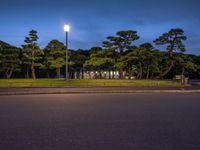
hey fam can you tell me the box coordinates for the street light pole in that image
[65,31,69,80]
[64,24,70,80]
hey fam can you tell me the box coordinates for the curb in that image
[1,90,200,95]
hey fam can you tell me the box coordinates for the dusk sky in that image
[1,0,200,54]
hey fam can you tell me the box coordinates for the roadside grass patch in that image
[0,79,183,88]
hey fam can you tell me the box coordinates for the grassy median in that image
[0,79,183,87]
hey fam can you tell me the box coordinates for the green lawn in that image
[0,79,183,87]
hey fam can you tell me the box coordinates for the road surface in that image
[0,93,200,150]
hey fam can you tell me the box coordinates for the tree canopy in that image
[0,28,199,79]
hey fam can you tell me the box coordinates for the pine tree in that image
[103,30,139,78]
[21,30,43,79]
[44,40,65,78]
[0,41,21,78]
[154,28,187,78]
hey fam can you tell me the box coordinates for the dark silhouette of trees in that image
[0,27,199,79]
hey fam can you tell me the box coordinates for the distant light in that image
[64,24,70,32]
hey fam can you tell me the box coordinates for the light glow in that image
[64,24,70,32]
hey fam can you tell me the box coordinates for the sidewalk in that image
[1,86,200,95]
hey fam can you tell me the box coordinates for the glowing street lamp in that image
[64,24,70,80]
[64,24,70,32]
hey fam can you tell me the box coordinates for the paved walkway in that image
[1,86,200,95]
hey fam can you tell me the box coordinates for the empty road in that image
[0,93,200,150]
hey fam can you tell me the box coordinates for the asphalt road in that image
[0,93,200,150]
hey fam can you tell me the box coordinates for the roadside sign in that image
[175,75,182,80]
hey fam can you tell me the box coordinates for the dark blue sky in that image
[1,0,200,54]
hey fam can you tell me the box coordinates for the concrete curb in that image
[1,90,200,95]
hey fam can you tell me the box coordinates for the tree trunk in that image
[46,69,50,78]
[31,64,36,79]
[150,73,154,79]
[31,49,36,79]
[136,73,139,79]
[56,68,61,78]
[181,67,185,76]
[5,73,10,79]
[156,51,174,79]
[5,67,13,79]
[146,66,150,79]
[109,71,111,79]
[89,72,92,79]
[139,63,143,79]
[99,71,102,79]
[77,71,80,79]
[128,68,132,79]
[82,70,84,79]
[7,71,13,78]
[25,66,29,78]
[119,68,123,79]
[157,60,174,79]
[169,51,173,58]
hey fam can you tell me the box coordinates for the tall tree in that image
[44,40,65,78]
[103,30,139,78]
[139,43,155,79]
[120,45,146,79]
[0,41,21,78]
[154,28,187,78]
[22,30,43,79]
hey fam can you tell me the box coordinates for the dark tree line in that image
[0,28,200,79]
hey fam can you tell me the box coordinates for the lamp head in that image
[64,24,70,32]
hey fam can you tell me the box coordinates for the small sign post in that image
[175,75,185,85]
